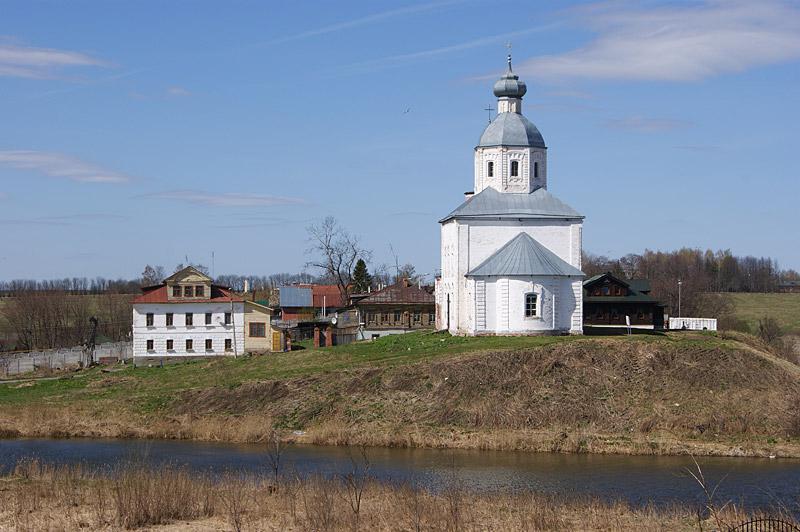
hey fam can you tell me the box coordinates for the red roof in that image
[310,285,343,308]
[133,284,245,304]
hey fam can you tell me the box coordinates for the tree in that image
[141,265,165,286]
[352,259,372,293]
[173,262,210,276]
[306,216,371,302]
[397,263,420,284]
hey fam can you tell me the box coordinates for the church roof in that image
[467,232,584,278]
[478,112,546,148]
[440,186,583,223]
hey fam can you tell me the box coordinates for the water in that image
[1,438,799,512]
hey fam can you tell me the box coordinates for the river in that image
[2,438,799,512]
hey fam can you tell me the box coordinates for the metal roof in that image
[478,112,545,148]
[467,233,584,277]
[279,286,312,307]
[440,186,583,223]
[355,280,434,306]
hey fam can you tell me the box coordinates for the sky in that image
[1,0,799,282]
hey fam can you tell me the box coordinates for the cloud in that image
[0,151,131,183]
[167,86,191,97]
[0,42,106,79]
[604,116,692,132]
[270,0,467,44]
[515,0,800,82]
[144,190,306,207]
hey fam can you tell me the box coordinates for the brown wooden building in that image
[350,279,435,340]
[583,273,665,330]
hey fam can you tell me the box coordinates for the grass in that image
[1,330,800,457]
[3,457,791,531]
[725,292,800,334]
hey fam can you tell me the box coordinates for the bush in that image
[757,316,782,344]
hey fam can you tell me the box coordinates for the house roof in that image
[467,232,584,277]
[279,286,313,307]
[310,285,343,308]
[355,280,434,305]
[583,272,663,304]
[133,284,244,304]
[163,266,212,283]
[440,186,583,223]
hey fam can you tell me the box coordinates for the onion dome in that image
[493,54,527,99]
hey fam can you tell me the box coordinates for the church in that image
[435,56,585,335]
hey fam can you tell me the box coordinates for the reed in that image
[0,458,796,531]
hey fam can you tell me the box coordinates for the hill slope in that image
[1,332,799,457]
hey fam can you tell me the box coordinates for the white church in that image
[435,56,585,335]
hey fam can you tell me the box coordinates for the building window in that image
[428,312,435,324]
[524,293,538,318]
[413,312,421,324]
[534,161,539,178]
[185,313,193,326]
[184,285,194,297]
[205,313,212,325]
[224,312,232,325]
[510,160,519,177]
[186,339,193,351]
[146,339,154,351]
[205,339,212,351]
[172,286,181,297]
[487,161,494,177]
[394,311,401,323]
[224,338,232,351]
[146,313,154,327]
[249,322,266,337]
[166,313,173,327]
[166,339,173,350]
[381,312,389,323]
[196,285,205,298]
[601,286,610,296]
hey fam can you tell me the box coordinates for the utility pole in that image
[677,280,682,317]
[230,295,238,358]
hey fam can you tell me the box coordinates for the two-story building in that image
[583,272,665,331]
[132,266,245,358]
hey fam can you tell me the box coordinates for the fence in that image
[0,342,132,377]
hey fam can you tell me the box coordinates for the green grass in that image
[0,331,682,414]
[726,292,800,334]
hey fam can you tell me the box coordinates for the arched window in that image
[534,162,539,178]
[487,161,494,177]
[524,293,538,317]
[510,160,519,177]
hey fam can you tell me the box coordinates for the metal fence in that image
[0,342,132,377]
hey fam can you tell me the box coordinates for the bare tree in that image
[306,217,370,302]
[140,265,165,286]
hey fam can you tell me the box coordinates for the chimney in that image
[402,278,411,288]
[243,279,249,293]
[464,191,474,201]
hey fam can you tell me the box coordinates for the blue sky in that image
[1,0,799,281]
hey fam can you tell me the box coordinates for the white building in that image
[132,266,245,358]
[435,56,585,335]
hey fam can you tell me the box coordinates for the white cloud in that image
[516,1,800,82]
[167,86,191,97]
[0,150,130,183]
[0,42,106,79]
[604,116,692,132]
[145,190,306,207]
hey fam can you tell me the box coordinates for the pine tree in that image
[352,259,372,293]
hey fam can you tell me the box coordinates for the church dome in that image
[478,112,546,148]
[493,72,527,99]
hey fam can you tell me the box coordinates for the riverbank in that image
[1,458,791,531]
[1,331,799,458]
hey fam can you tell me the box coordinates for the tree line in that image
[583,248,798,317]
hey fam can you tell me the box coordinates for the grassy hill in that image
[2,331,800,457]
[725,292,800,334]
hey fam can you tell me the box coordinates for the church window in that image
[524,293,538,317]
[534,162,539,178]
[510,160,519,177]
[487,161,494,177]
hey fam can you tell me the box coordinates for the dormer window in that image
[195,285,205,298]
[172,286,181,298]
[510,160,519,177]
[487,161,494,177]
[184,285,194,297]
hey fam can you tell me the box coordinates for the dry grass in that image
[3,333,800,457]
[1,458,793,531]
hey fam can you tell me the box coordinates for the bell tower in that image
[474,55,548,195]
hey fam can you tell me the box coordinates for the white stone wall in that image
[474,147,547,193]
[471,276,581,334]
[132,302,245,357]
